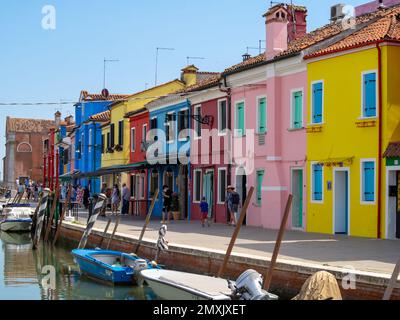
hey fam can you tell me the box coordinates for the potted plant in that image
[171,193,180,221]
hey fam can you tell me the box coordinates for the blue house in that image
[74,91,129,194]
[146,95,192,220]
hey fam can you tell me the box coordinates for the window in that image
[311,82,323,124]
[110,123,115,147]
[140,172,145,199]
[362,160,375,202]
[257,97,267,134]
[178,109,189,134]
[193,169,202,202]
[165,113,175,142]
[118,120,124,146]
[256,170,265,206]
[235,101,245,137]
[194,105,202,138]
[312,163,323,202]
[218,100,227,134]
[101,134,105,154]
[142,124,147,143]
[362,72,377,118]
[218,168,227,203]
[131,127,136,152]
[291,90,303,129]
[150,117,158,141]
[150,170,159,198]
[88,129,92,153]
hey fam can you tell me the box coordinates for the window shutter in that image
[313,164,323,201]
[363,162,375,201]
[294,92,303,128]
[257,171,264,205]
[118,121,124,146]
[312,83,323,124]
[237,102,245,136]
[364,73,377,117]
[110,124,115,147]
[258,98,266,134]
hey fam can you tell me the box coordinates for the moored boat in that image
[72,249,161,285]
[0,208,33,232]
[140,269,279,301]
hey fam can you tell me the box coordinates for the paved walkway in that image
[72,211,400,276]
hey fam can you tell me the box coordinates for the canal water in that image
[0,231,157,300]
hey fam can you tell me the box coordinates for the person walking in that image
[121,183,130,215]
[200,197,210,228]
[226,186,240,226]
[162,185,172,224]
[111,184,121,215]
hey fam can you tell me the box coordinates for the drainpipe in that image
[376,41,383,239]
[220,76,232,223]
[187,98,192,222]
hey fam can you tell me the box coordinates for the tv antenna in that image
[103,58,119,89]
[186,56,206,66]
[155,47,175,86]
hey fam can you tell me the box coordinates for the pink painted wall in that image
[230,70,307,230]
[355,0,400,16]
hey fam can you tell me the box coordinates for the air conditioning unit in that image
[330,4,346,22]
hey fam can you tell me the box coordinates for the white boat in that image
[140,269,279,301]
[0,208,33,232]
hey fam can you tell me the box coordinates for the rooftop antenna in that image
[155,47,175,86]
[103,58,119,89]
[186,56,206,66]
[246,46,266,55]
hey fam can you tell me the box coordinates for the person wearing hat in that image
[226,185,240,226]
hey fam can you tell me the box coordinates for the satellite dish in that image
[101,88,110,98]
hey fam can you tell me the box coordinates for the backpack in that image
[231,192,240,205]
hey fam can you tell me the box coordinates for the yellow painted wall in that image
[306,48,379,238]
[307,45,400,239]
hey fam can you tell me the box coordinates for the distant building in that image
[3,117,55,188]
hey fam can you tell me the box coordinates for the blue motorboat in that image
[71,249,161,285]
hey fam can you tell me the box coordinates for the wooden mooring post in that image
[263,194,293,291]
[135,188,159,254]
[32,188,51,250]
[217,186,254,278]
[52,185,72,246]
[98,217,112,248]
[44,188,60,242]
[106,214,121,250]
[77,194,108,250]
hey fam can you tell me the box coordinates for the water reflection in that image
[0,231,157,300]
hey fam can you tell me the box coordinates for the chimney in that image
[65,115,73,125]
[264,5,289,60]
[287,5,308,42]
[181,65,199,87]
[242,53,251,61]
[55,111,61,128]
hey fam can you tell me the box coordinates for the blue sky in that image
[0,0,369,177]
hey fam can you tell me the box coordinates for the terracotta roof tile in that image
[80,90,130,102]
[384,142,400,157]
[184,73,222,92]
[89,110,111,122]
[306,7,400,58]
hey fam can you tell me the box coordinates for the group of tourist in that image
[16,179,41,202]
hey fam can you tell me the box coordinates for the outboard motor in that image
[230,269,279,300]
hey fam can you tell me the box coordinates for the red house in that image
[126,108,149,217]
[187,74,231,223]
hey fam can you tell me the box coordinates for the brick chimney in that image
[55,111,61,128]
[264,4,308,60]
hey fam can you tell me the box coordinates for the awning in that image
[75,162,150,179]
[59,170,81,181]
[383,142,400,158]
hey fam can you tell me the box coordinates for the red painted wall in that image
[129,111,149,164]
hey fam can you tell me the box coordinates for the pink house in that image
[220,3,360,230]
[355,0,400,16]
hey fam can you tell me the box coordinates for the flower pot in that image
[172,212,180,221]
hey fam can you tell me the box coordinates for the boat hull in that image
[72,249,156,285]
[140,269,231,300]
[0,219,32,232]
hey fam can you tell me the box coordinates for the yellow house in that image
[99,65,206,189]
[304,11,400,239]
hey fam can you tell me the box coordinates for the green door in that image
[292,169,303,228]
[203,171,214,218]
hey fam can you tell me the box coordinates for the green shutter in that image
[293,92,303,129]
[257,170,265,206]
[237,102,245,136]
[258,98,267,134]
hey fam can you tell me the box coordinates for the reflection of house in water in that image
[1,233,38,286]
